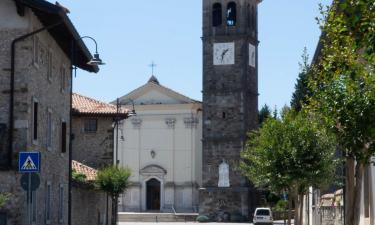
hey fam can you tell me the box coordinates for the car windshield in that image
[256,210,270,216]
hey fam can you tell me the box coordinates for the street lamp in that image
[71,36,105,77]
[79,36,106,66]
[69,35,105,225]
[115,99,136,166]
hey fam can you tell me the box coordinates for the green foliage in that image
[241,109,337,195]
[72,169,87,183]
[273,199,288,212]
[0,193,10,207]
[196,215,210,223]
[308,0,375,163]
[259,104,272,125]
[291,48,312,112]
[266,192,281,206]
[95,165,131,198]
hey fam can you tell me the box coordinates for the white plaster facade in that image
[115,77,202,213]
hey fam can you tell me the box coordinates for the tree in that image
[259,104,272,125]
[95,166,131,225]
[307,1,375,225]
[241,109,337,225]
[291,48,312,112]
[72,169,87,183]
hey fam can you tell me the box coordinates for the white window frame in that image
[33,36,40,68]
[60,65,66,93]
[45,182,51,225]
[47,108,53,151]
[32,97,39,145]
[58,184,64,224]
[61,119,68,154]
[84,118,98,133]
[47,50,53,82]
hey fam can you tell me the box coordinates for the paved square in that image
[119,221,289,225]
[118,223,254,225]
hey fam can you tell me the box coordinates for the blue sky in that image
[53,0,331,109]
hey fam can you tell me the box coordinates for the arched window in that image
[212,3,222,27]
[226,2,237,26]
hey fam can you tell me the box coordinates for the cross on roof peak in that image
[149,61,157,75]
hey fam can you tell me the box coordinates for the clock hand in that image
[221,49,229,62]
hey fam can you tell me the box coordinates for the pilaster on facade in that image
[184,117,199,129]
[131,117,142,129]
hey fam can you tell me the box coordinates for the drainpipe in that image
[8,22,62,169]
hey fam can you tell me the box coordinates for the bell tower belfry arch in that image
[200,0,262,219]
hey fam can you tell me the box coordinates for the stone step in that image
[118,212,198,222]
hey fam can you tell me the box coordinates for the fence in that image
[312,206,344,225]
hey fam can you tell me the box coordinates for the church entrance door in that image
[146,178,161,211]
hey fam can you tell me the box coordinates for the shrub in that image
[274,199,288,212]
[196,215,210,223]
[72,169,87,183]
[0,193,10,207]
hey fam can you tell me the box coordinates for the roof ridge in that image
[72,160,98,181]
[73,93,128,115]
[115,80,201,104]
[73,93,115,107]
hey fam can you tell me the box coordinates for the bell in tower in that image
[200,0,262,221]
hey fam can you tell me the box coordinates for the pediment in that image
[140,165,167,175]
[116,78,199,106]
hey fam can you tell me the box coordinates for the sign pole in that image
[28,172,31,225]
[18,152,41,225]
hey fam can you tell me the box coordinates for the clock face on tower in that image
[213,42,235,65]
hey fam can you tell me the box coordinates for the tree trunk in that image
[111,195,118,225]
[346,157,355,225]
[299,193,304,225]
[352,162,364,225]
[294,193,300,225]
[288,195,292,225]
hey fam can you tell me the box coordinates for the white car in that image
[253,207,273,225]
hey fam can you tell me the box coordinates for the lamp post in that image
[69,36,105,225]
[115,98,136,167]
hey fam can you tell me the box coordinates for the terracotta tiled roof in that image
[72,160,97,181]
[73,93,128,116]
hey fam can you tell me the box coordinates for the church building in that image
[115,76,202,213]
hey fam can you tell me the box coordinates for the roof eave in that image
[17,0,99,73]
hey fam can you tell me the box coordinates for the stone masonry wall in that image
[72,117,114,169]
[72,184,111,225]
[0,3,71,225]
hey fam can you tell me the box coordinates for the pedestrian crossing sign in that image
[19,152,40,173]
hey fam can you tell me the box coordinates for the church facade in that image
[116,77,202,213]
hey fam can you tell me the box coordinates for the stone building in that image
[0,0,98,224]
[71,93,128,225]
[200,0,262,221]
[71,160,111,225]
[115,76,202,213]
[72,93,127,169]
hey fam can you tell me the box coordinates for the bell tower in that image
[200,0,262,220]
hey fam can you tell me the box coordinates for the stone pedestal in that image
[199,187,249,221]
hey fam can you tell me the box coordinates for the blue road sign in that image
[19,152,40,173]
